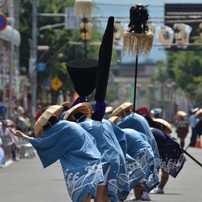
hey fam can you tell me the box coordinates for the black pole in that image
[133,54,138,112]
[183,149,202,167]
[84,38,87,59]
[84,15,87,59]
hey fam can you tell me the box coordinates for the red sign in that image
[0,13,7,31]
[0,0,7,9]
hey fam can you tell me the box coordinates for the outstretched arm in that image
[9,127,30,142]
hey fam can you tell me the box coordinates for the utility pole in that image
[8,0,15,119]
[30,0,39,125]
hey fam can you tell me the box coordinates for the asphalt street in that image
[1,125,202,202]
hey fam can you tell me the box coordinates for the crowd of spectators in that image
[0,99,43,168]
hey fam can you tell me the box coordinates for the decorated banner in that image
[73,90,79,102]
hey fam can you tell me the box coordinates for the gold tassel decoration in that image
[74,0,93,18]
[122,4,154,57]
[122,30,154,57]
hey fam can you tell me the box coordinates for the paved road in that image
[1,126,202,202]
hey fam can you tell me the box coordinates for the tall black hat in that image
[66,59,98,97]
[94,16,114,103]
[91,16,114,120]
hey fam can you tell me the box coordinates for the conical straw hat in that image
[105,106,114,114]
[34,105,63,138]
[108,116,119,125]
[177,110,187,117]
[63,102,92,121]
[60,101,72,109]
[153,118,172,134]
[195,108,202,119]
[110,102,133,117]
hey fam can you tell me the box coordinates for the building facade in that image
[0,0,21,118]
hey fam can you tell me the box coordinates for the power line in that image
[94,3,164,7]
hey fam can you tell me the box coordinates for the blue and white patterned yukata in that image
[29,120,104,202]
[122,128,159,192]
[79,118,130,201]
[117,113,161,170]
[104,120,146,191]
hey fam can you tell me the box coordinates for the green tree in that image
[150,60,171,110]
[166,50,202,106]
[19,0,117,105]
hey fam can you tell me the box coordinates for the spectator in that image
[23,111,32,132]
[15,115,28,133]
[176,112,189,148]
[0,120,18,160]
[34,105,43,122]
[0,137,6,168]
[12,99,25,118]
[188,108,198,147]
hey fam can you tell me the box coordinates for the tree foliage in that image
[166,49,202,105]
[19,0,118,104]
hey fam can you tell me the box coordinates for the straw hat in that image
[153,118,172,134]
[195,108,202,119]
[177,110,187,117]
[108,116,119,125]
[63,102,92,121]
[34,105,63,138]
[105,106,114,114]
[110,102,133,117]
[60,101,72,109]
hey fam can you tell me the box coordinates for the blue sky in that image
[92,0,202,63]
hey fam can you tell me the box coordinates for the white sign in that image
[0,0,7,9]
[29,58,36,74]
[65,7,79,30]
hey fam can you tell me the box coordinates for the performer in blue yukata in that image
[9,105,105,202]
[108,116,159,201]
[64,102,146,202]
[110,102,160,201]
[111,102,161,170]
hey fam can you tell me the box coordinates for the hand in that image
[9,127,24,138]
[9,127,30,141]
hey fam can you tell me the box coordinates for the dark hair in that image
[71,112,86,123]
[42,115,59,132]
[1,120,7,125]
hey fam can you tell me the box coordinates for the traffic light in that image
[80,17,92,41]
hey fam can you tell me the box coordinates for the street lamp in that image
[80,17,92,58]
[74,0,93,59]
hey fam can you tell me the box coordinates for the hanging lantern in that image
[178,24,192,45]
[80,18,92,41]
[199,23,202,40]
[113,22,124,44]
[157,26,174,46]
[173,23,185,41]
[173,24,192,45]
[74,0,93,18]
[148,22,155,34]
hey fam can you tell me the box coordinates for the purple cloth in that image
[94,101,107,121]
[71,96,87,107]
